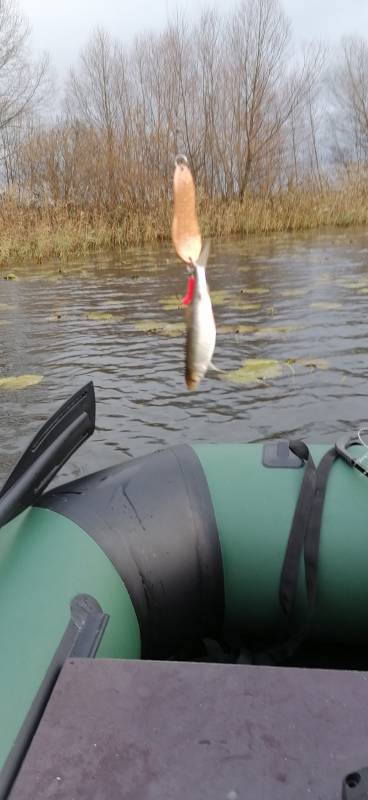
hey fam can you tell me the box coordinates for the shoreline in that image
[0,184,368,265]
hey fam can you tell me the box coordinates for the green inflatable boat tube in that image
[0,508,141,776]
[194,443,368,645]
[1,434,368,783]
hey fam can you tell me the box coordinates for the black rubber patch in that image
[38,445,224,658]
[262,440,303,468]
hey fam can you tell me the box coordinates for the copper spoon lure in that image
[172,155,202,266]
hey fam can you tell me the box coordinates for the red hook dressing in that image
[182,275,196,306]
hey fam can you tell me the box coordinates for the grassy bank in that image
[0,181,368,265]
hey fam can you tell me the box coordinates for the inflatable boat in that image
[1,382,368,798]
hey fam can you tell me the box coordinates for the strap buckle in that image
[335,434,368,479]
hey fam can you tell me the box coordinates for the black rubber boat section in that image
[38,443,225,657]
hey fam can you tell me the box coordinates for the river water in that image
[1,229,368,486]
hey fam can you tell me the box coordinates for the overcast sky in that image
[23,0,368,80]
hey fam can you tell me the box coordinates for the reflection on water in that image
[1,228,368,484]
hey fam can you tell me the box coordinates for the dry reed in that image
[0,180,367,265]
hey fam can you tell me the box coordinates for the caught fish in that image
[172,155,202,265]
[185,241,216,390]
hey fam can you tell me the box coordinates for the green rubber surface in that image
[194,443,368,644]
[0,507,141,772]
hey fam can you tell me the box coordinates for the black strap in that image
[303,447,337,609]
[280,441,338,618]
[255,441,338,665]
[279,440,317,616]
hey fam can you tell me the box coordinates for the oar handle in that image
[0,382,95,528]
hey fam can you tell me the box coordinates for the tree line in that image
[1,0,368,213]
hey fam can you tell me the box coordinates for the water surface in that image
[1,228,368,485]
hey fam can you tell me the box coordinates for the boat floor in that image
[10,657,368,799]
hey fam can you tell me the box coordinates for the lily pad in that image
[223,358,283,384]
[314,274,333,285]
[338,279,368,289]
[161,289,228,311]
[279,288,309,297]
[230,301,262,311]
[84,311,114,321]
[0,374,43,390]
[209,290,228,305]
[310,302,342,310]
[217,324,256,334]
[254,324,299,336]
[240,287,269,295]
[288,357,329,370]
[161,295,183,311]
[135,320,185,337]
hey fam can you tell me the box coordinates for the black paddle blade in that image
[0,382,95,528]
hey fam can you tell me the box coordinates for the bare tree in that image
[329,36,368,173]
[15,0,328,211]
[195,9,224,196]
[221,0,324,197]
[0,0,48,131]
[66,28,124,206]
[0,0,49,191]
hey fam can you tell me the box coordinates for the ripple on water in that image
[1,230,368,483]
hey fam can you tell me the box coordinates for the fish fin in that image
[208,361,222,373]
[194,240,210,269]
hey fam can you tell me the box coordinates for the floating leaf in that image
[217,324,255,334]
[254,323,299,336]
[84,311,113,321]
[338,279,368,289]
[241,287,269,295]
[161,295,182,311]
[288,357,329,370]
[230,300,262,311]
[135,319,185,337]
[2,273,18,281]
[209,289,228,305]
[310,302,342,310]
[38,274,61,283]
[314,274,333,285]
[161,288,228,311]
[223,358,283,384]
[0,374,43,390]
[279,288,309,297]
